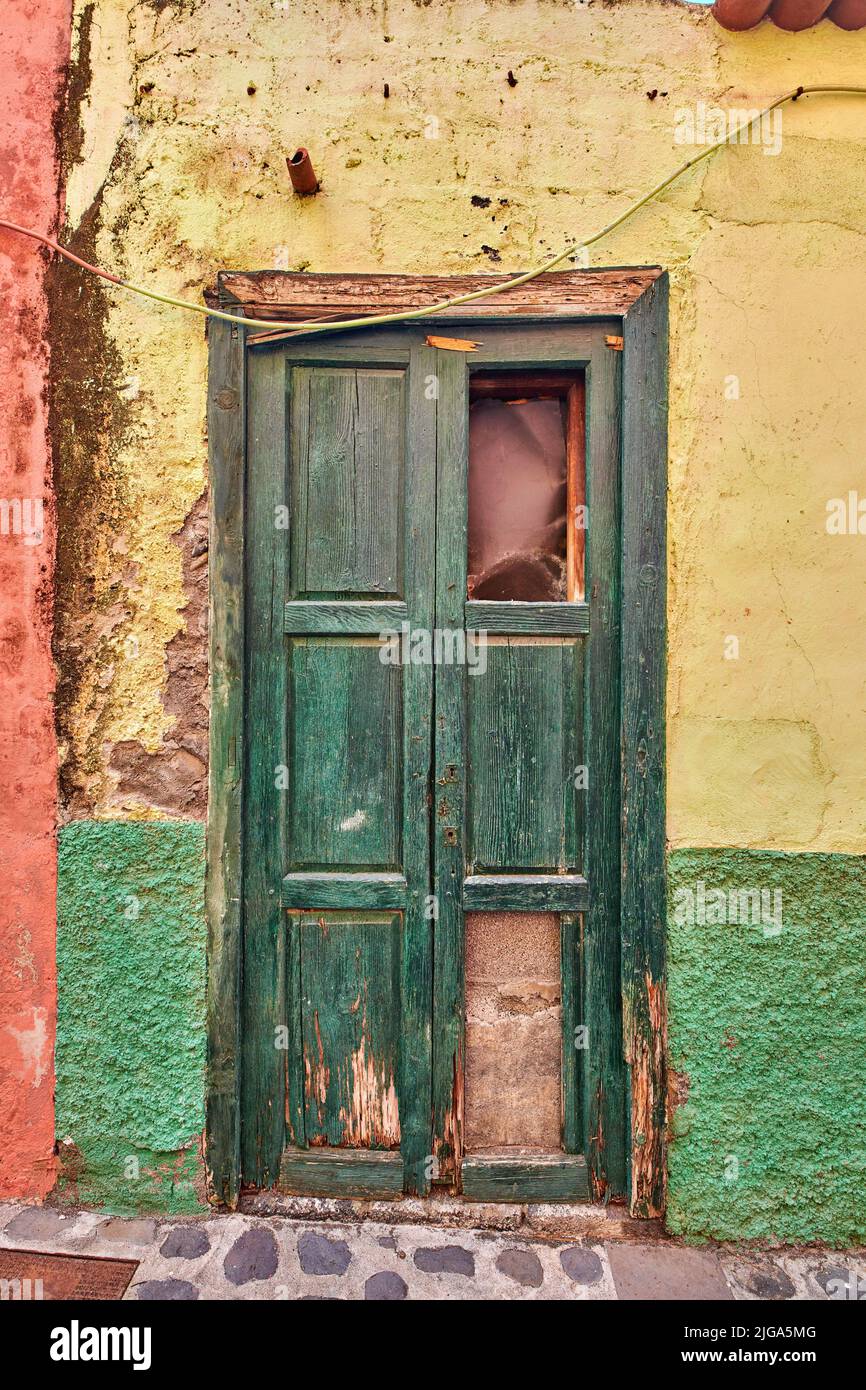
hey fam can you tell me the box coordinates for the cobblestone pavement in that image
[1,1201,863,1301]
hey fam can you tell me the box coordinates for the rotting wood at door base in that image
[279,1147,404,1199]
[462,1153,589,1203]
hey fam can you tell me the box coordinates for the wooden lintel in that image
[220,267,664,326]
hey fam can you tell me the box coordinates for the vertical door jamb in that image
[205,316,246,1208]
[430,348,469,1186]
[620,274,669,1218]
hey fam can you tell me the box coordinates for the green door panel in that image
[467,639,583,872]
[288,641,402,870]
[292,367,405,597]
[298,912,402,1149]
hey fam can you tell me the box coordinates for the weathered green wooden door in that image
[242,336,436,1199]
[241,322,625,1202]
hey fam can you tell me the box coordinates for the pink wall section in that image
[0,1,70,1199]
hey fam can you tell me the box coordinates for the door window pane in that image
[467,376,585,601]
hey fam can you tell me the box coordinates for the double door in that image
[240,322,625,1202]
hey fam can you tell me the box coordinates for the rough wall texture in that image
[668,850,866,1246]
[0,0,71,1201]
[47,0,866,1228]
[56,820,206,1211]
[55,0,866,840]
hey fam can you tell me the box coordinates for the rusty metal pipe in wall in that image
[287,147,319,194]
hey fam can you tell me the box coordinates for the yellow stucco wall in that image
[62,0,866,851]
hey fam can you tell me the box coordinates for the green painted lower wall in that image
[56,820,207,1213]
[667,849,866,1246]
[55,827,865,1239]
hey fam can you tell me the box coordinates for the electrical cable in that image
[0,84,864,338]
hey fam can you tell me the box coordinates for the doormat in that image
[0,1249,139,1300]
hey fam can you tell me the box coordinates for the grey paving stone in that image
[365,1271,409,1300]
[607,1243,732,1301]
[414,1245,475,1276]
[3,1199,851,1304]
[136,1278,199,1301]
[742,1264,796,1300]
[4,1207,77,1241]
[297,1230,352,1276]
[160,1226,211,1260]
[496,1247,544,1288]
[100,1218,157,1245]
[559,1245,604,1285]
[223,1227,279,1285]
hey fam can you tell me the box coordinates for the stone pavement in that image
[1,1200,863,1301]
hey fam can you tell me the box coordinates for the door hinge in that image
[605,335,624,352]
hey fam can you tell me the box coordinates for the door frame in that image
[205,268,668,1217]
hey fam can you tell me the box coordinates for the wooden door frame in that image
[205,268,668,1216]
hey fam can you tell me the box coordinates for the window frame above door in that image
[205,267,668,1218]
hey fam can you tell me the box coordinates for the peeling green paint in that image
[56,820,207,1213]
[667,849,866,1246]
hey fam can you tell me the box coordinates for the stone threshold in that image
[239,1190,665,1243]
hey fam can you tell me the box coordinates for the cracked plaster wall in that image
[53,0,866,849]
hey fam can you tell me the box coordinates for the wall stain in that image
[108,490,209,818]
[50,2,135,818]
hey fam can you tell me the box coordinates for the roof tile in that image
[712,0,866,29]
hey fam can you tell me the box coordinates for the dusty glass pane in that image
[467,397,568,601]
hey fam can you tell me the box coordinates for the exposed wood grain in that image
[398,341,437,1194]
[463,875,589,911]
[279,1147,404,1197]
[284,600,407,633]
[219,267,663,326]
[467,643,573,871]
[292,368,404,596]
[431,348,468,1186]
[205,319,245,1208]
[299,913,402,1149]
[465,601,589,635]
[241,347,290,1188]
[582,334,628,1201]
[461,1153,589,1202]
[621,273,668,1219]
[288,642,402,869]
[282,873,408,909]
[425,335,480,351]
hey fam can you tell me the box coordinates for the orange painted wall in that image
[0,0,70,1199]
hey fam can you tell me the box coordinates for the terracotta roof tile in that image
[712,0,866,29]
